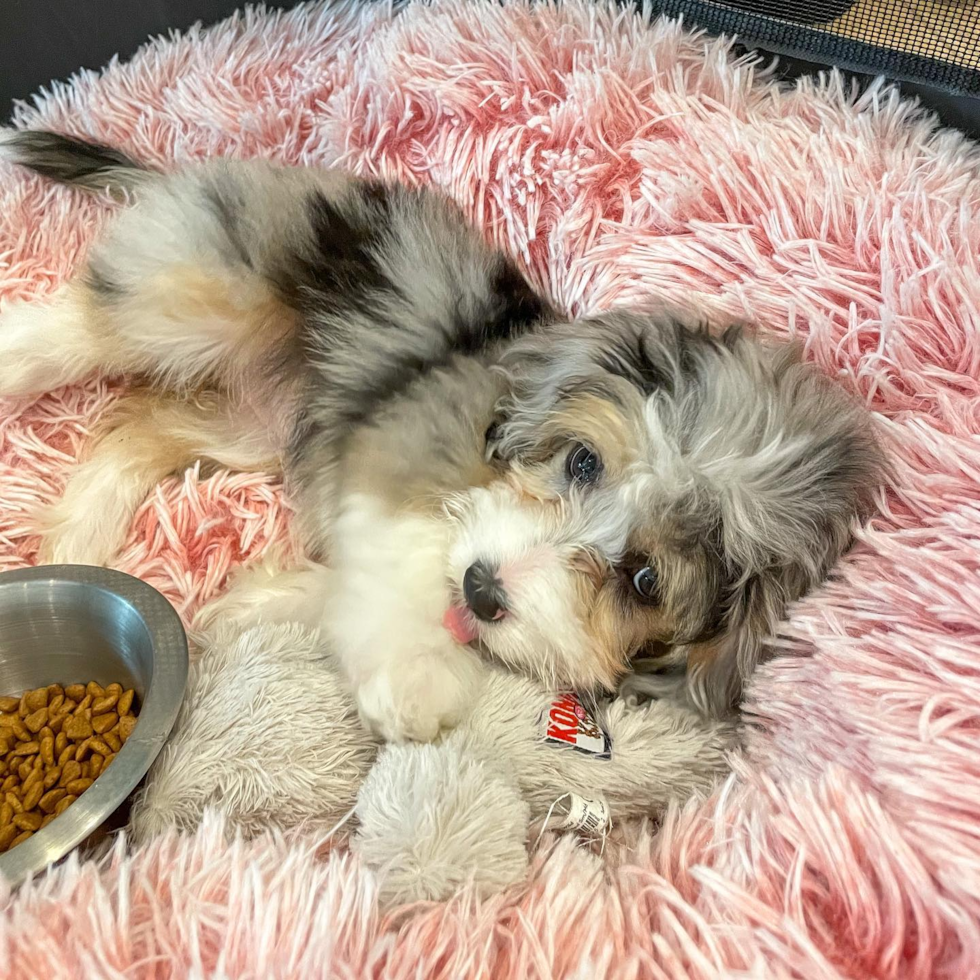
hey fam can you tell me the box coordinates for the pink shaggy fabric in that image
[2,1,980,976]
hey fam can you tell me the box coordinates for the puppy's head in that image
[444,311,881,713]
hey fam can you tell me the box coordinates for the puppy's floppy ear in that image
[680,569,790,716]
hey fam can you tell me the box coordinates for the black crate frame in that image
[645,0,980,98]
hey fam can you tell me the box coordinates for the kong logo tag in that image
[541,692,611,759]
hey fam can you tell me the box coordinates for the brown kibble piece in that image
[92,694,118,714]
[48,694,64,715]
[1,717,30,741]
[104,731,122,753]
[39,788,67,813]
[21,768,42,794]
[65,715,93,741]
[0,696,19,713]
[88,754,104,779]
[0,823,17,850]
[14,810,42,831]
[18,694,29,718]
[66,777,93,795]
[18,760,33,782]
[73,694,93,717]
[48,712,66,735]
[86,681,105,698]
[57,744,75,767]
[10,830,33,847]
[18,783,42,814]
[0,801,11,827]
[5,792,23,814]
[88,737,112,756]
[47,683,64,698]
[40,736,55,766]
[43,767,61,790]
[118,690,135,717]
[0,734,10,755]
[117,715,137,741]
[39,725,53,741]
[40,813,56,828]
[102,752,116,769]
[92,712,118,734]
[25,688,48,712]
[24,707,48,733]
[1,775,17,794]
[65,685,85,701]
[11,741,39,757]
[105,683,123,697]
[54,794,76,815]
[55,731,68,756]
[59,760,82,787]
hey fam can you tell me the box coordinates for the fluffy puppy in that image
[0,132,881,739]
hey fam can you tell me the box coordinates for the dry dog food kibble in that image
[0,682,138,854]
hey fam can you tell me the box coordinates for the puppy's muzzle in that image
[462,561,508,622]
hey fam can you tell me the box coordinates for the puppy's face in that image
[445,312,879,712]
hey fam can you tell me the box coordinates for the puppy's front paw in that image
[355,652,479,743]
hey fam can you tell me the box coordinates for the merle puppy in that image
[0,132,880,740]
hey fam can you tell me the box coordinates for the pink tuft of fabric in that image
[2,1,980,976]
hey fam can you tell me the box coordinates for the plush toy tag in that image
[553,793,610,837]
[535,792,611,843]
[541,692,611,759]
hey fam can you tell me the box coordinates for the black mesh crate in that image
[648,0,980,97]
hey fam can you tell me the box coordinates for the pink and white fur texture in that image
[2,1,980,977]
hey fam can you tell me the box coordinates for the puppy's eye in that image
[631,566,659,603]
[566,444,602,485]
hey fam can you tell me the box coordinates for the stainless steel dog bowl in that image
[0,565,187,887]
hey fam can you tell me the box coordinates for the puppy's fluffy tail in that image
[0,130,153,196]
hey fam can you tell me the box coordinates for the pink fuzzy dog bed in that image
[2,1,980,976]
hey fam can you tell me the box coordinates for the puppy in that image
[0,132,881,740]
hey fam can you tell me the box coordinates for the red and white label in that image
[541,692,611,759]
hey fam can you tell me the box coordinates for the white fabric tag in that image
[554,793,610,836]
[540,792,611,839]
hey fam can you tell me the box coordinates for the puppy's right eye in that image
[566,444,603,485]
[631,566,660,603]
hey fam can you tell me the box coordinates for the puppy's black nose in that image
[462,562,507,622]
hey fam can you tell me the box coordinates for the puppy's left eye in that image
[631,566,660,603]
[566,444,603,485]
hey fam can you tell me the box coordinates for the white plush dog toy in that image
[134,614,736,906]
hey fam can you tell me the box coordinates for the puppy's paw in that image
[35,502,127,567]
[355,650,481,743]
[0,291,93,398]
[193,559,333,636]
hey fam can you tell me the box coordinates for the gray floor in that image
[0,0,302,118]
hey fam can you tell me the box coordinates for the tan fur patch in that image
[93,263,298,390]
[90,387,280,476]
[576,583,638,688]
